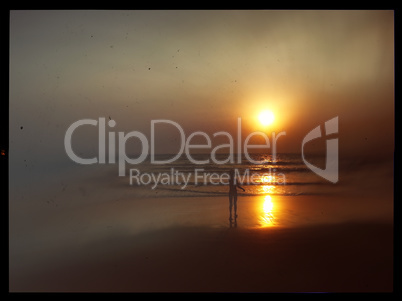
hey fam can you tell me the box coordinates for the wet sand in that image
[9,194,393,292]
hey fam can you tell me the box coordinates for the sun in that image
[258,110,275,126]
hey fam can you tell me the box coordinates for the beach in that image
[9,153,394,292]
[9,10,394,293]
[9,190,393,292]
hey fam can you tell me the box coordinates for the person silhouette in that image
[228,169,245,223]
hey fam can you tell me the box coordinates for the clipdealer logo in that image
[64,118,286,176]
[64,116,338,185]
[301,117,339,183]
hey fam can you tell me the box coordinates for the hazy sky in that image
[9,10,394,173]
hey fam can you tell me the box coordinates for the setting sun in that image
[258,111,275,126]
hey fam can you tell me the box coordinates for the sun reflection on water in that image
[262,185,275,194]
[259,195,276,227]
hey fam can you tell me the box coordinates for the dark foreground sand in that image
[10,221,393,292]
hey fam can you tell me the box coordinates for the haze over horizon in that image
[10,10,394,175]
[9,10,395,293]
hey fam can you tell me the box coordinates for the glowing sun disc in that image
[259,111,275,126]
